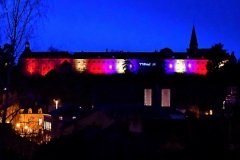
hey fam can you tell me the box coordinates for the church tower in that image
[189,25,198,50]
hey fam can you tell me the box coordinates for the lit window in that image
[109,65,112,69]
[144,89,152,106]
[72,116,76,119]
[44,122,51,131]
[209,110,213,115]
[162,89,170,107]
[59,116,63,120]
[169,64,173,68]
[39,118,42,125]
[188,64,191,68]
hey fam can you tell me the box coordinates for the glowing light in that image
[16,123,20,127]
[53,99,60,109]
[109,65,112,69]
[24,126,28,129]
[209,110,213,115]
[165,59,208,75]
[129,64,132,68]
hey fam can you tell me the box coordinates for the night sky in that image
[33,0,240,58]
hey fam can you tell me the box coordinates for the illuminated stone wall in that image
[72,59,125,74]
[165,59,208,75]
[15,113,44,136]
[23,58,72,76]
[20,54,211,76]
[6,106,44,138]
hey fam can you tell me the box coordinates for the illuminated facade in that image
[19,26,231,76]
[72,58,126,74]
[165,59,208,75]
[19,42,72,76]
[6,105,45,143]
[71,53,155,74]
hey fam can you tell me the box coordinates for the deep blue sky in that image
[33,0,240,58]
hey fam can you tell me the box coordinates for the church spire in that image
[189,25,198,49]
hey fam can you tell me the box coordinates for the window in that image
[72,116,76,119]
[44,122,51,131]
[39,118,42,125]
[162,89,170,107]
[144,89,152,106]
[59,116,63,120]
[28,108,32,113]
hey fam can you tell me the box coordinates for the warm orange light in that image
[53,99,60,109]
[209,110,213,115]
[16,123,20,127]
[24,126,28,129]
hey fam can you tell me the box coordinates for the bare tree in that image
[0,0,49,62]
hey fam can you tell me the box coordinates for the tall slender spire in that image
[189,25,198,49]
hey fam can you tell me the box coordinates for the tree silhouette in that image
[123,59,134,74]
[206,43,230,74]
[0,0,49,63]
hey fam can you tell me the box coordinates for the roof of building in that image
[20,51,71,59]
[48,104,79,116]
[72,52,158,59]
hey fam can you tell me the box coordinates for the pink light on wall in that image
[169,64,173,68]
[109,65,112,69]
[188,63,191,68]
